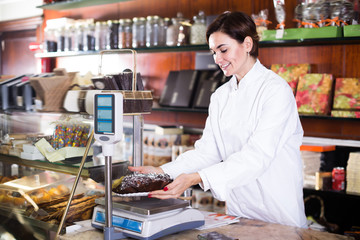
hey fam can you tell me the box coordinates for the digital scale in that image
[90,50,204,240]
[92,197,205,240]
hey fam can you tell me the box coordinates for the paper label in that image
[275,29,284,39]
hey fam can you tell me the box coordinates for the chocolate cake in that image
[112,173,173,194]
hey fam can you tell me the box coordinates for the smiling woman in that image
[129,11,308,229]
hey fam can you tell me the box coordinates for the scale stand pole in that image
[133,115,143,167]
[103,154,126,240]
[104,155,113,229]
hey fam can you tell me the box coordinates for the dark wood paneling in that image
[43,0,298,28]
[344,44,360,78]
[301,117,360,141]
[259,45,345,78]
[144,111,207,128]
[1,30,38,75]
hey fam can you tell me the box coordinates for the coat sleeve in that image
[160,93,223,179]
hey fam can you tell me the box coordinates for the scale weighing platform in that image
[92,197,205,240]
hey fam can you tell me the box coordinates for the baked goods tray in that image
[0,206,62,234]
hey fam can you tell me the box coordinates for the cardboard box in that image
[261,26,342,41]
[331,110,360,118]
[296,73,333,115]
[333,78,360,110]
[343,25,360,37]
[271,63,310,95]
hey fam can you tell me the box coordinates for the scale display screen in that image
[97,109,112,119]
[97,121,112,132]
[97,96,112,107]
[95,95,114,134]
[95,211,143,233]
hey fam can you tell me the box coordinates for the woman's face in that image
[208,31,252,79]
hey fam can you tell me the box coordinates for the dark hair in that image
[206,11,259,58]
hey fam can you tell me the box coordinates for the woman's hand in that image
[128,165,164,174]
[148,173,202,199]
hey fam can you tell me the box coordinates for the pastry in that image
[48,187,62,198]
[112,172,172,194]
[56,184,69,194]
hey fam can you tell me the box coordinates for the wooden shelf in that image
[34,37,360,58]
[34,45,210,58]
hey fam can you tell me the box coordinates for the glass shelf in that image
[34,37,360,58]
[37,0,132,11]
[34,45,210,58]
[0,154,129,182]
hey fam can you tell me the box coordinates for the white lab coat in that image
[161,60,307,228]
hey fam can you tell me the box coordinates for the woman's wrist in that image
[190,172,202,186]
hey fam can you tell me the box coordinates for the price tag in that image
[275,29,284,39]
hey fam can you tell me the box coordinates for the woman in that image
[130,11,307,228]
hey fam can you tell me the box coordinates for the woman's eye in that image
[220,49,227,53]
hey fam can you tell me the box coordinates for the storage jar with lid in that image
[166,12,190,46]
[162,17,171,46]
[83,21,96,51]
[64,23,74,51]
[118,18,133,49]
[56,27,65,52]
[74,21,84,51]
[146,15,164,47]
[190,11,207,45]
[44,26,58,52]
[106,20,119,49]
[132,17,146,48]
[95,21,108,51]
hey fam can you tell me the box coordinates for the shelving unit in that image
[34,37,360,59]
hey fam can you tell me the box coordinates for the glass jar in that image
[74,21,84,51]
[56,27,65,52]
[132,17,146,48]
[161,17,171,46]
[44,27,57,52]
[83,21,96,51]
[190,11,207,45]
[119,18,132,48]
[95,21,108,51]
[146,15,164,47]
[166,12,190,46]
[109,20,119,49]
[166,17,178,46]
[64,23,74,51]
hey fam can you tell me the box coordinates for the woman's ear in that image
[244,36,253,53]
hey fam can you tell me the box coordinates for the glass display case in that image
[0,111,132,239]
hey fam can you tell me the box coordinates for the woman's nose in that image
[213,54,221,65]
